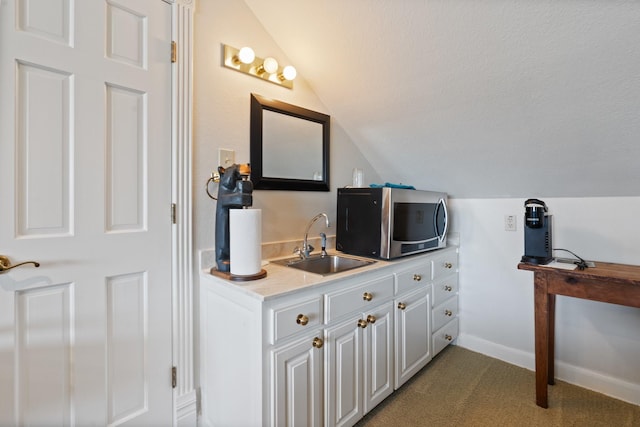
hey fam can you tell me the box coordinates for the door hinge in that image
[171,41,177,63]
[172,366,177,388]
[171,203,177,224]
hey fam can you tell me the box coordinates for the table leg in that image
[548,293,556,386]
[533,272,549,408]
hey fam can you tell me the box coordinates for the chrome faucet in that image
[296,213,330,259]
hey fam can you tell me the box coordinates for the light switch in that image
[219,148,235,168]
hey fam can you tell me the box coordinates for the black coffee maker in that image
[521,198,553,265]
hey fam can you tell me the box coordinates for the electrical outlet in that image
[505,215,517,231]
[218,148,235,168]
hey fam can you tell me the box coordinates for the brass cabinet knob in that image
[366,315,376,324]
[444,309,453,317]
[444,262,453,269]
[363,292,373,301]
[413,274,422,281]
[397,302,407,310]
[312,337,324,348]
[296,314,309,326]
[445,334,453,341]
[357,319,368,328]
[444,285,453,292]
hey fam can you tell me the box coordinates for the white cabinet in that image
[363,301,394,413]
[272,329,324,427]
[271,296,323,344]
[394,287,431,388]
[325,313,362,426]
[269,295,325,426]
[199,246,459,427]
[325,275,394,426]
[431,250,459,356]
[393,258,433,388]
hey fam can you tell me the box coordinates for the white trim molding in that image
[171,0,196,425]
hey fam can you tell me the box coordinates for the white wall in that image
[193,0,380,252]
[450,197,640,404]
[192,0,381,401]
[193,0,640,410]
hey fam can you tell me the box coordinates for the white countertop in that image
[200,247,458,301]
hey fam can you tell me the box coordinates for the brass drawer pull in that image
[413,274,422,281]
[312,337,324,348]
[444,309,453,317]
[445,334,453,341]
[357,319,368,328]
[296,314,309,326]
[444,285,453,292]
[363,292,373,301]
[397,302,407,310]
[366,315,376,324]
[444,262,453,269]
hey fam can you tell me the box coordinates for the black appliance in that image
[214,164,253,273]
[336,187,448,259]
[521,198,553,265]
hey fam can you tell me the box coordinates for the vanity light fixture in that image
[223,44,296,89]
[279,65,297,82]
[235,46,255,65]
[256,57,278,75]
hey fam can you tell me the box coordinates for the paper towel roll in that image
[230,208,262,276]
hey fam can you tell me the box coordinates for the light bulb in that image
[263,57,279,74]
[237,47,255,64]
[282,65,297,81]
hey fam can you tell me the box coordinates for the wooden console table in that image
[518,261,640,408]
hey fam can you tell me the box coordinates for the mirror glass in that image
[250,94,330,191]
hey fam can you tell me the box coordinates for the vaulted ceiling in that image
[245,0,640,198]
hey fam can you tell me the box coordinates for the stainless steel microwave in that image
[336,187,448,259]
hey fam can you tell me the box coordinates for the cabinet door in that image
[272,330,324,427]
[363,301,394,413]
[325,315,363,427]
[395,287,431,388]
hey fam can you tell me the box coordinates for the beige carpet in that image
[356,345,640,427]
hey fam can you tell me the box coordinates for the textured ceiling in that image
[244,0,640,198]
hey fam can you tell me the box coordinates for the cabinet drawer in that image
[395,263,431,295]
[325,275,394,323]
[432,274,458,307]
[431,251,458,280]
[432,296,458,332]
[271,296,323,344]
[433,317,459,356]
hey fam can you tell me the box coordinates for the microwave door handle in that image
[437,199,448,241]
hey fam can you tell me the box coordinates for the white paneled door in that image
[0,1,173,425]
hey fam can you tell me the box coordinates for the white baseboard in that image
[177,390,198,427]
[456,333,640,406]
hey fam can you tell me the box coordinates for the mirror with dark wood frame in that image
[250,93,330,191]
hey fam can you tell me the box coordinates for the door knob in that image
[0,255,40,273]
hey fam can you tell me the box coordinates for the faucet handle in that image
[319,233,328,257]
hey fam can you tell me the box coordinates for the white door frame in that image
[171,0,196,424]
